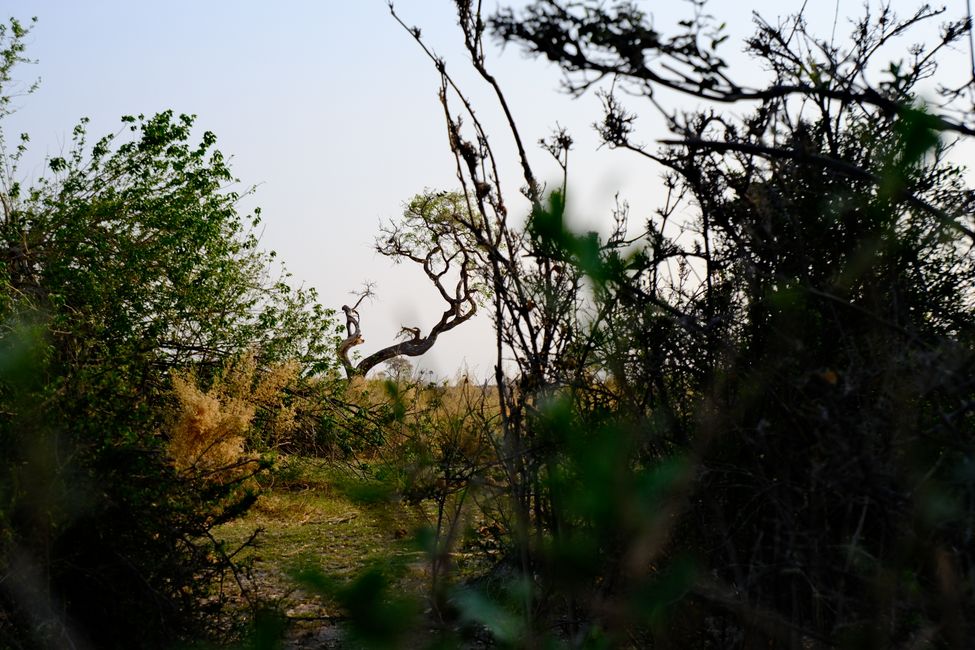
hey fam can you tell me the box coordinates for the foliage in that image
[5,2,975,647]
[8,109,335,374]
[367,1,975,647]
[375,375,501,612]
[0,18,338,648]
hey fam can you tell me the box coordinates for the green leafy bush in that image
[0,19,336,647]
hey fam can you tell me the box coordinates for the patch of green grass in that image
[213,457,430,628]
[211,455,499,648]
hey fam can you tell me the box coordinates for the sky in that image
[2,1,969,378]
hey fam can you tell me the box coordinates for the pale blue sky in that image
[3,1,966,377]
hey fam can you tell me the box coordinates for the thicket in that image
[0,18,342,648]
[317,2,975,647]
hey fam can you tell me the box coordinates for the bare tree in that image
[337,192,480,377]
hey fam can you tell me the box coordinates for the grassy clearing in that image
[215,457,416,607]
[211,456,488,645]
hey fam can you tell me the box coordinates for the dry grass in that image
[168,370,254,477]
[166,350,301,479]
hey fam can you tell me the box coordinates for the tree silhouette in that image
[384,1,975,645]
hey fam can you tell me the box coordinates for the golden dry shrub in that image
[168,371,255,477]
[216,349,302,447]
[166,349,302,477]
[246,356,302,448]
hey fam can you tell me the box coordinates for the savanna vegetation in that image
[2,2,975,648]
